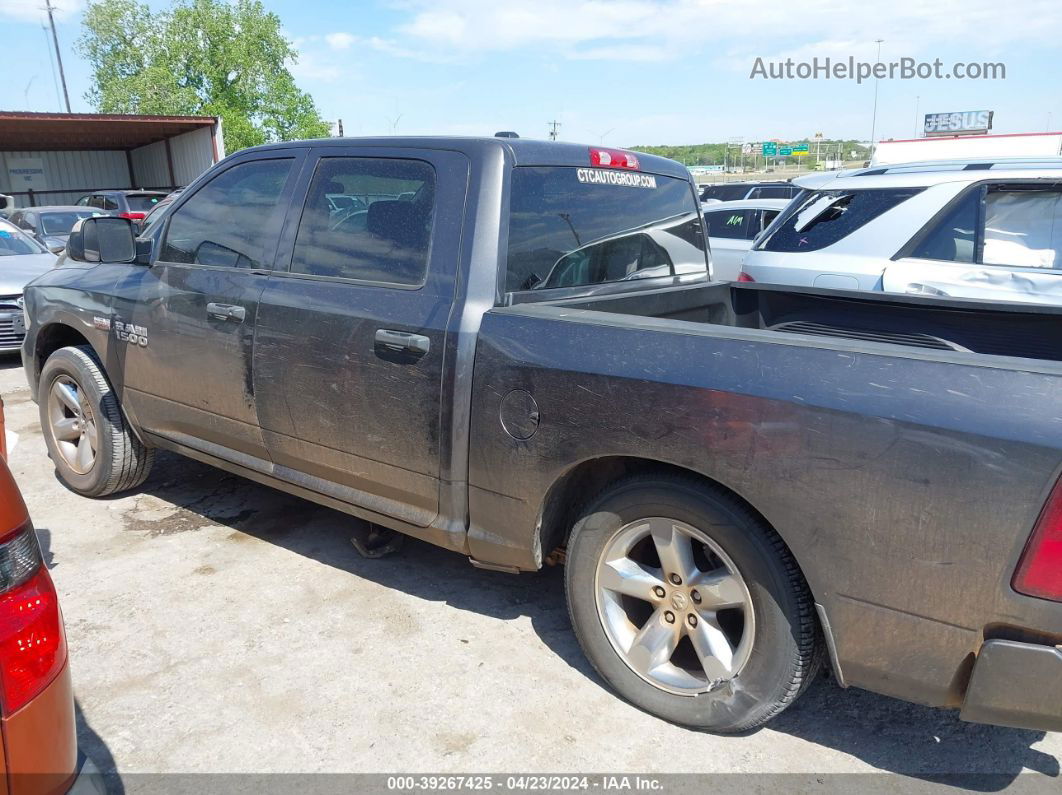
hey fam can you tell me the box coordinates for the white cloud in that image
[0,0,84,23]
[325,32,356,50]
[288,50,343,82]
[393,0,1062,62]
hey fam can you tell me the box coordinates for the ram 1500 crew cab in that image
[20,137,1062,733]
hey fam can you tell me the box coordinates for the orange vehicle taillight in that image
[1013,477,1062,602]
[0,523,65,714]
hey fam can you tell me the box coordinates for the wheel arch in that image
[33,323,147,447]
[33,323,96,389]
[537,455,822,602]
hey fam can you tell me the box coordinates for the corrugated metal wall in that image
[130,140,168,187]
[168,127,216,184]
[0,149,131,207]
[2,121,219,208]
[128,128,214,188]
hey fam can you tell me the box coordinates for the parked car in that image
[21,138,1062,734]
[0,400,95,793]
[528,212,707,290]
[8,207,105,254]
[700,181,799,203]
[137,189,183,233]
[741,158,1062,303]
[0,218,56,354]
[0,194,12,219]
[74,190,168,224]
[702,199,790,281]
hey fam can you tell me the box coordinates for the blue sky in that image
[1,0,1060,146]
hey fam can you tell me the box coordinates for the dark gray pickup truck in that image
[20,137,1062,733]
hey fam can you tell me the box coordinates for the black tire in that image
[565,474,821,732]
[39,345,155,497]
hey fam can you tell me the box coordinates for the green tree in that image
[79,0,331,151]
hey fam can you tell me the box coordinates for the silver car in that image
[702,199,790,281]
[741,157,1062,303]
[0,218,57,353]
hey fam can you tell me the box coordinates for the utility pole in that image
[44,0,71,112]
[548,120,561,141]
[868,38,883,160]
[337,119,344,137]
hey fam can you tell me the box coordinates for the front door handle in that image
[207,302,246,323]
[374,329,430,357]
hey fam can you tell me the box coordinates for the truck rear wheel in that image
[565,474,821,732]
[39,345,154,497]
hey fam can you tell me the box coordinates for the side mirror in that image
[66,217,137,264]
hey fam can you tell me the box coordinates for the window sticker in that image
[576,168,657,189]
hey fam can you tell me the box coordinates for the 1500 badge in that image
[114,319,148,347]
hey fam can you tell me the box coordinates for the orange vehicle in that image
[0,400,91,795]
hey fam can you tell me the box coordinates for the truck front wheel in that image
[39,345,155,497]
[565,474,821,732]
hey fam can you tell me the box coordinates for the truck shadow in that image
[766,677,1058,789]
[114,451,1057,789]
[75,699,124,794]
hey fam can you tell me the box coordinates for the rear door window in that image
[760,209,781,232]
[982,187,1062,269]
[289,157,436,286]
[910,189,980,263]
[909,184,1062,270]
[758,188,923,252]
[506,167,706,292]
[704,209,751,240]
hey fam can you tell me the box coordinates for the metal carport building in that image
[0,111,225,208]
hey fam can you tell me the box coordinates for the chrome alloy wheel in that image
[47,375,98,475]
[594,517,755,695]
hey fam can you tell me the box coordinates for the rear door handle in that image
[207,302,246,323]
[374,329,430,357]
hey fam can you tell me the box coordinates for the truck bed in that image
[470,281,1062,711]
[545,281,1062,363]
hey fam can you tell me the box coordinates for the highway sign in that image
[779,146,793,156]
[762,142,777,156]
[793,143,809,154]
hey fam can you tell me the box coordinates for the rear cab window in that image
[756,187,923,252]
[506,166,707,294]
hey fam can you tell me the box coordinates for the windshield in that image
[506,166,707,292]
[41,210,100,236]
[0,220,45,256]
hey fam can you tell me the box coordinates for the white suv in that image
[740,158,1062,304]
